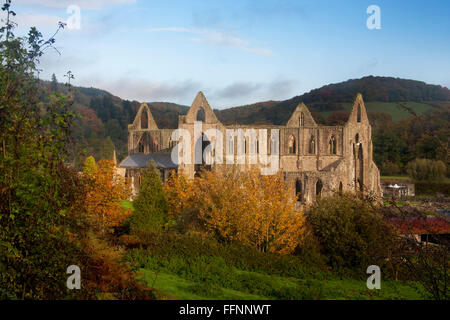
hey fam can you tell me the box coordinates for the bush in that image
[415,182,450,196]
[130,162,168,234]
[406,158,446,182]
[305,194,394,275]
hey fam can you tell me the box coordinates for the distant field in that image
[321,101,435,122]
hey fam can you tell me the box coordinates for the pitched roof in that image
[119,153,177,169]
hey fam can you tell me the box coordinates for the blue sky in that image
[5,0,450,108]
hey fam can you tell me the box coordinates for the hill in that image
[43,76,449,170]
[215,76,450,125]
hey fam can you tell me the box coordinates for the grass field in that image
[137,268,424,300]
[321,101,435,122]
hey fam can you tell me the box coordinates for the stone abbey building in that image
[120,92,382,204]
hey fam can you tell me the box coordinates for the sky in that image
[3,0,450,108]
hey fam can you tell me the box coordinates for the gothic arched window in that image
[138,141,144,153]
[316,179,323,197]
[295,179,302,201]
[288,135,296,154]
[357,105,361,122]
[329,135,337,154]
[228,136,234,155]
[308,135,315,154]
[196,107,205,122]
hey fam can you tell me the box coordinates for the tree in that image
[406,158,446,182]
[0,0,81,298]
[130,162,168,234]
[84,160,131,234]
[305,194,393,273]
[83,155,98,175]
[165,168,305,255]
[51,73,58,91]
[101,136,115,160]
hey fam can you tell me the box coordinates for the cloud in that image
[144,27,273,56]
[212,78,298,105]
[215,82,262,99]
[81,77,202,103]
[14,0,136,10]
[267,79,298,98]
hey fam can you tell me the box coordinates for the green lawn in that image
[381,176,411,181]
[121,200,134,211]
[136,268,424,300]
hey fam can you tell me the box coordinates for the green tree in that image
[305,194,393,274]
[82,155,98,175]
[130,162,168,234]
[0,0,83,299]
[51,73,58,91]
[101,136,115,160]
[406,158,446,182]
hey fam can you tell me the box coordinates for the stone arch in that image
[152,136,159,152]
[316,179,323,197]
[288,135,296,154]
[194,133,211,177]
[355,144,364,192]
[185,92,220,124]
[132,103,158,130]
[141,109,148,129]
[196,107,205,122]
[138,141,144,153]
[309,135,315,154]
[295,179,303,202]
[270,133,278,155]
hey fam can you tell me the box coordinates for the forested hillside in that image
[46,76,449,176]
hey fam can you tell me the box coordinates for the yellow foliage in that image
[164,168,304,255]
[84,160,131,234]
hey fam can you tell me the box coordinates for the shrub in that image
[406,158,446,182]
[130,162,168,234]
[305,194,394,275]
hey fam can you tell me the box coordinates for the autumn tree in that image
[165,168,305,255]
[83,155,98,175]
[130,162,168,234]
[84,160,131,234]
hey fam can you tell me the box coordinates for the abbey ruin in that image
[120,92,382,205]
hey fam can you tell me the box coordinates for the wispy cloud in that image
[14,0,136,10]
[81,77,202,103]
[212,78,298,106]
[144,27,273,56]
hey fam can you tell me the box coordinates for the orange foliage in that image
[165,168,305,255]
[84,160,131,234]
